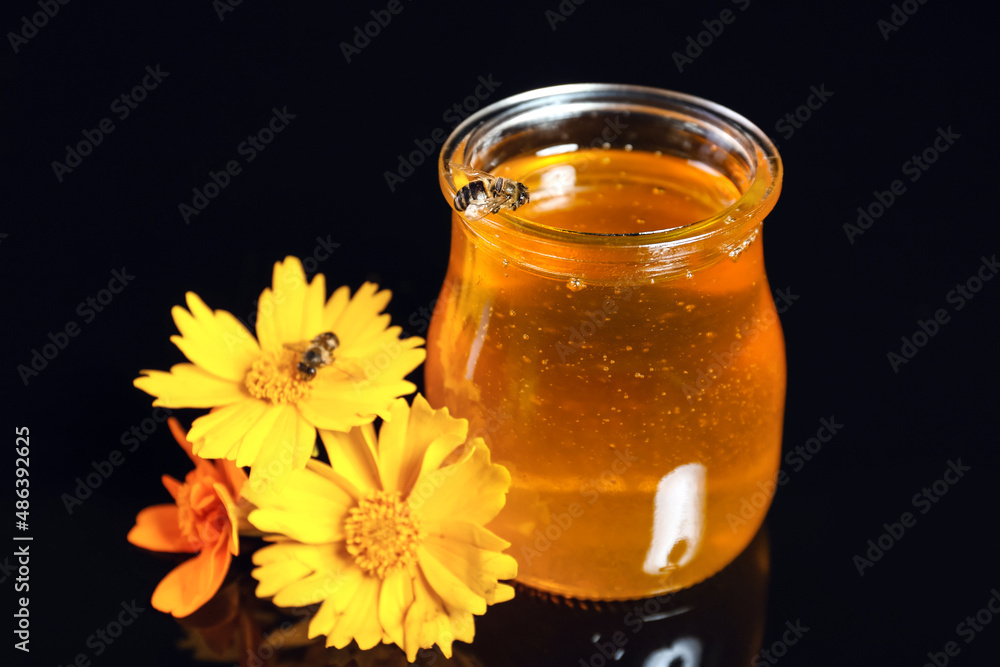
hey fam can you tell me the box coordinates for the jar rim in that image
[438,83,782,250]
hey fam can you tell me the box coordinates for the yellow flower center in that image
[344,490,423,578]
[244,350,311,404]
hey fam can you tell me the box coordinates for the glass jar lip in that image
[438,82,782,249]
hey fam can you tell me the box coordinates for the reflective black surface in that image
[133,529,769,667]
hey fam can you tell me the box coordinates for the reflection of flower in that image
[244,395,517,661]
[134,256,425,490]
[175,576,484,667]
[176,578,318,667]
[127,419,247,617]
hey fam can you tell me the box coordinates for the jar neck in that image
[438,84,781,284]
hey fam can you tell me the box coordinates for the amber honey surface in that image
[426,149,785,599]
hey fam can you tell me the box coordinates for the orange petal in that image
[217,458,247,499]
[168,418,214,473]
[128,505,197,553]
[151,538,232,617]
[212,482,240,556]
[162,474,184,502]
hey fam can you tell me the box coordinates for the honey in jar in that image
[426,85,784,600]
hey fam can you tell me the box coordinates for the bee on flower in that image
[133,256,426,491]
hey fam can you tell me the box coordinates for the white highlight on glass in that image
[465,302,491,381]
[642,463,706,575]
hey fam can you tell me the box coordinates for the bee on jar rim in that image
[287,332,340,381]
[450,163,529,221]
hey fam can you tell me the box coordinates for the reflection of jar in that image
[426,84,784,600]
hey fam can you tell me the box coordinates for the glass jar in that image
[426,84,784,600]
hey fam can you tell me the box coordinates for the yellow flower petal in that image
[378,567,414,648]
[187,400,271,459]
[256,257,328,353]
[326,575,382,651]
[303,459,363,501]
[407,394,469,487]
[309,567,364,641]
[422,520,511,557]
[492,582,515,604]
[231,402,286,467]
[416,545,486,616]
[323,282,392,345]
[318,426,380,493]
[170,292,260,382]
[296,391,382,432]
[416,440,511,527]
[373,398,421,495]
[252,542,353,604]
[134,364,245,408]
[422,532,518,605]
[247,404,316,492]
[252,558,313,599]
[245,467,353,544]
[404,572,455,661]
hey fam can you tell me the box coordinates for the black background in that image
[3,1,998,665]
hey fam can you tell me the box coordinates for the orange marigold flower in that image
[128,418,247,617]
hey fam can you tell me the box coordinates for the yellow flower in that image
[134,257,425,490]
[243,395,517,661]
